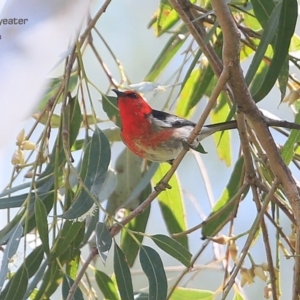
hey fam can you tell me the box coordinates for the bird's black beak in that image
[112,89,126,97]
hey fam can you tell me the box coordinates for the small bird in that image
[112,89,237,163]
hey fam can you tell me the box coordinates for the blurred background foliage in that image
[1,0,300,299]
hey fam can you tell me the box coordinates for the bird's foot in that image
[154,181,172,191]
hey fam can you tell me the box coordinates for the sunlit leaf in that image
[153,163,188,248]
[202,157,245,238]
[169,287,214,300]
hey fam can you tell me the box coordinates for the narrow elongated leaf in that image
[121,185,151,267]
[62,275,84,300]
[95,270,120,300]
[281,112,300,164]
[245,2,282,86]
[145,27,188,82]
[153,164,188,248]
[151,234,192,267]
[102,95,120,127]
[51,221,84,257]
[250,0,275,28]
[114,243,134,300]
[0,245,44,299]
[0,223,23,291]
[210,94,232,166]
[139,246,167,300]
[202,157,245,238]
[2,266,28,300]
[96,222,112,264]
[169,287,214,300]
[34,196,50,255]
[62,127,111,220]
[252,0,298,101]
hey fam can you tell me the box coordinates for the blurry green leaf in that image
[139,245,167,300]
[252,0,298,101]
[114,243,134,300]
[156,0,179,36]
[0,223,22,291]
[81,206,99,247]
[278,57,289,102]
[281,112,300,164]
[202,157,245,238]
[153,164,188,248]
[66,252,80,280]
[121,185,151,267]
[145,28,188,82]
[96,222,112,265]
[3,266,28,300]
[34,196,50,255]
[211,94,232,166]
[169,287,214,300]
[62,275,84,300]
[233,290,245,300]
[95,270,120,300]
[102,95,120,127]
[62,127,111,220]
[38,73,78,111]
[107,149,143,215]
[151,234,192,267]
[33,113,61,128]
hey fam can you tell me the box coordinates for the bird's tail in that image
[198,120,237,141]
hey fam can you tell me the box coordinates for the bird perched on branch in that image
[112,89,300,163]
[112,89,237,163]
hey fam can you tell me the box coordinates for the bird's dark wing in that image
[151,110,195,128]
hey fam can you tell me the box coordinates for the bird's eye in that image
[129,92,137,99]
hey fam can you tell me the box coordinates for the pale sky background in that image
[0,1,299,299]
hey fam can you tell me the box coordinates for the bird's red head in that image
[112,89,153,117]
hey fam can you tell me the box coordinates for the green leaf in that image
[145,28,188,82]
[245,2,282,86]
[96,222,112,265]
[107,149,143,215]
[121,185,151,267]
[151,234,192,267]
[211,94,232,166]
[0,223,23,291]
[281,112,300,164]
[169,287,214,300]
[62,275,84,300]
[34,196,50,255]
[153,164,188,248]
[202,157,245,238]
[62,126,111,220]
[114,243,134,300]
[252,0,298,101]
[51,221,84,257]
[102,94,120,127]
[38,73,78,111]
[0,245,44,299]
[139,246,167,300]
[95,270,120,300]
[3,266,28,300]
[155,0,179,36]
[250,0,275,28]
